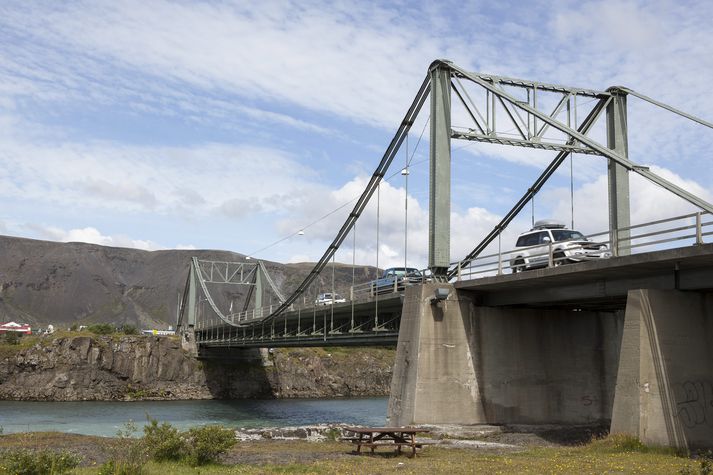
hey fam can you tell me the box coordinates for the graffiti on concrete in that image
[674,380,713,428]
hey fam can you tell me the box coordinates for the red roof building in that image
[0,321,32,335]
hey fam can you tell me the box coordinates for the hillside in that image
[0,235,379,329]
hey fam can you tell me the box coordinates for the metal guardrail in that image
[453,211,712,280]
[215,267,433,327]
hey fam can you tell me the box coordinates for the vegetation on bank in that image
[1,428,711,474]
[0,326,168,360]
[0,420,236,475]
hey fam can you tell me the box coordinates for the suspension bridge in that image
[176,60,713,449]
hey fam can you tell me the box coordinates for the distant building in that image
[141,329,176,336]
[0,321,32,335]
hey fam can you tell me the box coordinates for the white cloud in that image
[0,1,442,130]
[0,120,317,219]
[275,175,508,268]
[550,165,712,235]
[34,226,159,250]
[553,1,662,52]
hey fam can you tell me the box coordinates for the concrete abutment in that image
[388,284,713,449]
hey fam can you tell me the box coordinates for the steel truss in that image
[443,61,713,277]
[176,257,285,331]
[449,71,608,155]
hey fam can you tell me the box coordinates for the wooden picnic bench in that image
[342,426,431,457]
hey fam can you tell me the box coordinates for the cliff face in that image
[0,335,394,401]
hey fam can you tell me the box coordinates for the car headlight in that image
[599,245,607,251]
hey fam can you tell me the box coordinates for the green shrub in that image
[143,418,185,461]
[121,324,139,335]
[0,448,81,474]
[183,425,236,466]
[3,332,20,345]
[99,421,149,475]
[324,427,340,442]
[87,323,115,335]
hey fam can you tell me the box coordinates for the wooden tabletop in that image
[344,427,430,434]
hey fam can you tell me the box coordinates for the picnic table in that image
[343,426,431,457]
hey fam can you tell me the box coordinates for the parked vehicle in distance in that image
[314,292,346,305]
[509,220,611,273]
[369,267,426,295]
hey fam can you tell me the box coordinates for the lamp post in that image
[402,166,409,270]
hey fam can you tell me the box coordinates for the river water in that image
[0,397,388,436]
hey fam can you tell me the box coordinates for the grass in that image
[0,335,41,359]
[1,432,703,474]
[0,331,179,361]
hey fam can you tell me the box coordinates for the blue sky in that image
[0,0,712,267]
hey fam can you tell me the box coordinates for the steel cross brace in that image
[450,63,713,215]
[449,71,605,155]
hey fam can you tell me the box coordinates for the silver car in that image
[510,220,611,273]
[314,292,346,305]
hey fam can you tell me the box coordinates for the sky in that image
[1,0,712,270]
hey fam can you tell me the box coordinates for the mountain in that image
[0,235,379,329]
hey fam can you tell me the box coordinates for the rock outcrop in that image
[0,335,394,401]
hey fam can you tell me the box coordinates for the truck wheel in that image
[512,259,524,274]
[553,252,567,267]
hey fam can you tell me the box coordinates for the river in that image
[0,397,388,436]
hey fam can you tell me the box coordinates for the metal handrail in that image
[456,211,711,280]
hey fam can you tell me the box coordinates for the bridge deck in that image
[456,243,713,308]
[197,294,404,351]
[197,244,713,351]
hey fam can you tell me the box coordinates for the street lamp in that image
[402,167,409,270]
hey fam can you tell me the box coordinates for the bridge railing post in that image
[548,242,554,267]
[457,262,462,281]
[498,233,503,275]
[611,229,619,257]
[696,212,703,245]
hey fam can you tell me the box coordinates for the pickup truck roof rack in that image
[531,219,566,230]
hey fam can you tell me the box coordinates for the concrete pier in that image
[388,283,484,425]
[388,284,623,427]
[610,289,713,449]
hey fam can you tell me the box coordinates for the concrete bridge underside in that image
[388,244,713,450]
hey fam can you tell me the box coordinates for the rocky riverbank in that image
[0,334,394,401]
